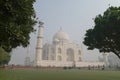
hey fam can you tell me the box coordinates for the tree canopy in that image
[83,6,120,59]
[0,0,36,52]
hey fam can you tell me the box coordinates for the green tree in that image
[0,47,10,66]
[83,6,120,59]
[0,0,37,52]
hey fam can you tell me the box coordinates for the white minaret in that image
[102,53,108,66]
[35,21,44,66]
[25,45,31,66]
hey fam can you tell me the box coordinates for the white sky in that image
[9,0,120,65]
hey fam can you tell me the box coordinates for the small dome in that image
[53,29,69,42]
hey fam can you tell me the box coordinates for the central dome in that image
[53,29,69,42]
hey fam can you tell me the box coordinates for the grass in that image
[0,69,120,80]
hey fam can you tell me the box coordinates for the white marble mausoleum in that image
[34,22,105,67]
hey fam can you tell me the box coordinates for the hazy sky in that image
[9,0,120,65]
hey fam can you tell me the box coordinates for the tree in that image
[0,47,10,66]
[83,6,120,59]
[0,0,37,52]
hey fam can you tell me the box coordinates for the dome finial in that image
[39,21,44,25]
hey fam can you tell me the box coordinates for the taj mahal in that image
[30,21,106,68]
[25,21,120,68]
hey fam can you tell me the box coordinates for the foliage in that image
[0,47,10,66]
[0,0,36,52]
[83,6,120,58]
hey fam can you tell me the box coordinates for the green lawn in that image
[0,69,120,80]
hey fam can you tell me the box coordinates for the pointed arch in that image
[58,48,62,53]
[78,50,81,55]
[66,48,74,61]
[58,55,62,61]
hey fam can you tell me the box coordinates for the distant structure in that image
[107,53,120,68]
[34,22,105,67]
[99,52,120,69]
[102,53,108,66]
[24,45,31,66]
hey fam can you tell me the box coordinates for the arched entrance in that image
[66,48,74,61]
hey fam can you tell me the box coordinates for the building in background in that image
[24,45,31,66]
[33,22,105,67]
[107,53,120,68]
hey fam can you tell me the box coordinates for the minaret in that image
[102,53,108,66]
[35,21,44,66]
[25,45,31,66]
